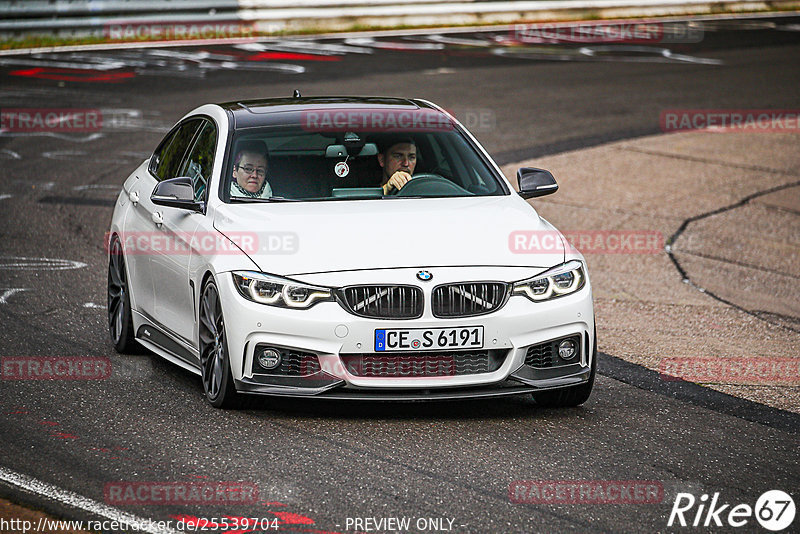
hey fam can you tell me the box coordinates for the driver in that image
[377,137,416,195]
[231,140,273,198]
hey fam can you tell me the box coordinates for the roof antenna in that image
[293,89,301,98]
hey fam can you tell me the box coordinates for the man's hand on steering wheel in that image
[382,170,413,195]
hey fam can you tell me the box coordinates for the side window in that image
[149,119,202,181]
[441,132,498,194]
[426,134,452,177]
[179,121,217,202]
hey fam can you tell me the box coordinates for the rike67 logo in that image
[668,490,795,531]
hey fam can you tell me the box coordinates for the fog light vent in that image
[525,335,581,368]
[252,345,320,376]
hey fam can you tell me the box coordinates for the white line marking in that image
[422,34,492,46]
[0,36,273,56]
[662,48,724,64]
[73,184,119,191]
[0,132,105,142]
[0,149,21,159]
[83,302,105,309]
[0,57,127,70]
[43,151,88,160]
[0,194,12,201]
[0,288,28,304]
[587,45,721,64]
[234,40,373,54]
[344,37,445,50]
[0,257,88,271]
[0,466,183,534]
[420,67,457,75]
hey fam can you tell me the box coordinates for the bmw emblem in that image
[416,270,433,282]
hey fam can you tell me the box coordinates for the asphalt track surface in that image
[1,14,799,534]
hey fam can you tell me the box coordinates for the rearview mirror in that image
[517,168,558,199]
[151,177,203,212]
[325,143,378,158]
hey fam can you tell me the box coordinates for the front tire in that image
[532,327,597,408]
[107,236,138,353]
[198,278,239,408]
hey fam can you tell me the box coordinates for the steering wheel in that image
[390,173,471,197]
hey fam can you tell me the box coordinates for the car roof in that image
[218,96,444,129]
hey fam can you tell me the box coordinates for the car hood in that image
[212,196,566,276]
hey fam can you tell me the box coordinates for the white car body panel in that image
[218,271,594,388]
[107,99,596,404]
[212,196,566,276]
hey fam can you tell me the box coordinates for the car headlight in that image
[512,260,586,302]
[232,271,333,309]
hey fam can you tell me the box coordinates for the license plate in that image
[374,326,484,352]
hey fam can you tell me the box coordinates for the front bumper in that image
[217,269,594,399]
[234,364,591,400]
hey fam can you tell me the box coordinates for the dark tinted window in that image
[225,126,507,201]
[150,119,202,181]
[180,120,217,201]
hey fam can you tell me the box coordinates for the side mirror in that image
[517,167,558,199]
[151,177,203,212]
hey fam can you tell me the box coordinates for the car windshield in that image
[224,119,508,202]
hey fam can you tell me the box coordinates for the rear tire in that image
[532,327,597,408]
[198,278,239,409]
[107,236,138,353]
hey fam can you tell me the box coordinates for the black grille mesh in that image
[432,282,508,318]
[339,285,423,319]
[525,342,556,368]
[341,350,496,377]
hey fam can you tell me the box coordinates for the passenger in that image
[230,140,273,198]
[377,137,417,195]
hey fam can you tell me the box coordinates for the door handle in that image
[152,211,163,226]
[128,190,139,205]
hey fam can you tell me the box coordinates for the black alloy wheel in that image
[107,236,138,353]
[198,278,238,408]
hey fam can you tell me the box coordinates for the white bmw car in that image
[107,96,596,408]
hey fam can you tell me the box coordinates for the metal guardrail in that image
[0,1,240,36]
[0,1,238,17]
[1,0,798,40]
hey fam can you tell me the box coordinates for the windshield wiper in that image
[230,196,299,203]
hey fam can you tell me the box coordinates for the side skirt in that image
[133,311,201,376]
